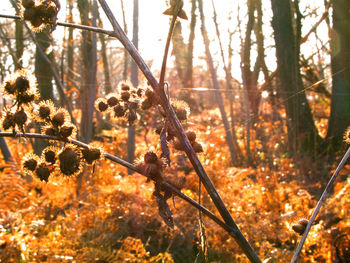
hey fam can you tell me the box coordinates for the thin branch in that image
[98,0,261,262]
[291,146,350,262]
[0,131,238,239]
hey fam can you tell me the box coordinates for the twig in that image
[0,131,237,239]
[98,0,261,262]
[291,146,350,262]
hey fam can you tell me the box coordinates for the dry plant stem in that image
[0,131,237,238]
[291,146,350,263]
[98,1,261,262]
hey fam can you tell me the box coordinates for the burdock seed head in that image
[22,0,35,8]
[35,163,51,182]
[42,146,58,165]
[113,104,125,117]
[13,109,28,127]
[106,94,119,107]
[4,81,16,95]
[82,147,102,165]
[15,75,30,93]
[186,130,196,142]
[59,125,75,138]
[144,151,158,164]
[51,108,69,127]
[22,153,39,172]
[95,98,109,112]
[37,100,54,120]
[121,91,130,102]
[2,112,15,130]
[127,110,137,125]
[58,145,81,176]
[120,82,130,91]
[43,126,57,136]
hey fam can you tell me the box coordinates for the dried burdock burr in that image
[14,75,30,93]
[186,130,196,143]
[42,146,58,165]
[43,126,56,136]
[51,109,69,127]
[121,91,130,102]
[59,125,75,138]
[35,163,51,182]
[144,151,158,164]
[2,112,15,131]
[192,142,204,153]
[22,0,35,8]
[22,153,39,172]
[13,108,28,127]
[121,83,130,91]
[37,100,54,120]
[95,98,109,112]
[106,95,119,107]
[58,145,81,176]
[4,81,16,95]
[127,110,137,125]
[82,147,102,165]
[141,98,152,110]
[113,104,125,117]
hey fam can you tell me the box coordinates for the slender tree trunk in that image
[211,0,243,165]
[184,0,196,89]
[326,0,350,151]
[67,0,75,97]
[121,0,129,81]
[78,0,98,143]
[127,0,138,173]
[198,0,237,166]
[15,0,23,70]
[99,19,112,94]
[34,28,54,154]
[271,0,320,154]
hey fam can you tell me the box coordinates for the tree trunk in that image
[67,0,75,97]
[15,0,23,70]
[34,28,54,154]
[127,0,138,173]
[78,0,98,143]
[326,0,350,151]
[198,0,238,166]
[271,0,320,154]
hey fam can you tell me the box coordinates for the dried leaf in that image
[153,185,174,229]
[160,121,171,166]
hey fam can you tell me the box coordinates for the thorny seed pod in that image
[35,163,51,182]
[17,93,35,105]
[51,109,68,127]
[23,7,37,21]
[4,81,16,95]
[106,95,119,107]
[113,104,125,117]
[22,153,39,172]
[22,0,35,8]
[121,91,130,102]
[82,147,101,165]
[120,83,130,91]
[141,98,152,110]
[95,98,109,112]
[155,123,163,134]
[192,142,204,153]
[58,145,81,176]
[2,112,15,130]
[13,109,28,127]
[144,151,158,164]
[186,130,196,142]
[42,146,58,165]
[37,100,54,120]
[172,100,189,121]
[145,88,154,99]
[43,126,57,136]
[59,125,75,138]
[15,75,30,93]
[30,16,44,28]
